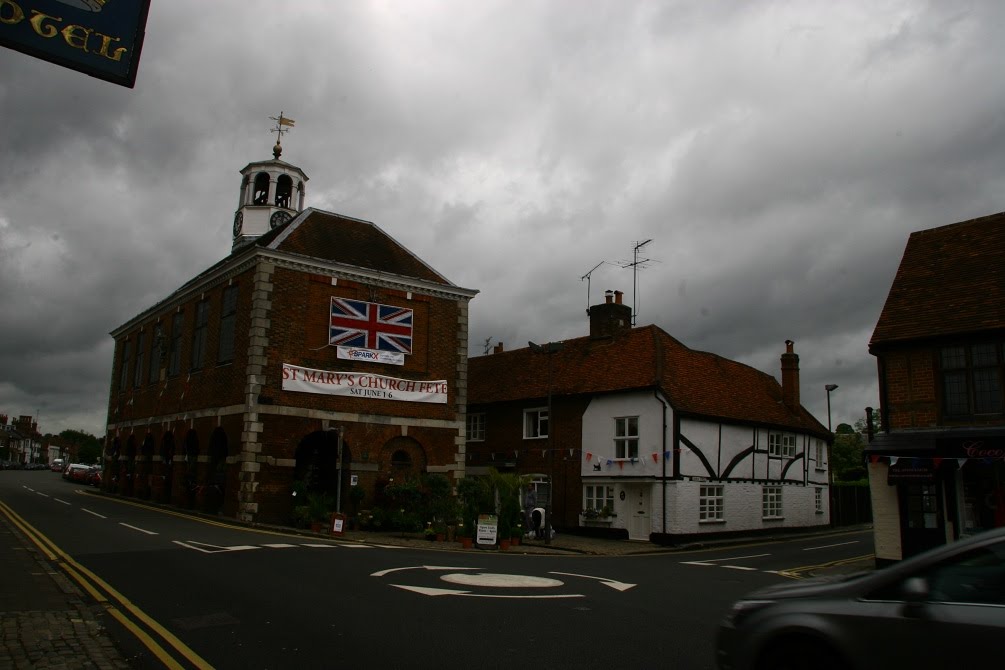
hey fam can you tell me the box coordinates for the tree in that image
[831,423,866,484]
[60,429,102,464]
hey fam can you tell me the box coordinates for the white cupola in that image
[231,113,309,250]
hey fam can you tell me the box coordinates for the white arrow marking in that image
[549,571,636,591]
[173,540,260,553]
[391,585,471,597]
[371,565,480,578]
[693,553,770,563]
[680,561,715,566]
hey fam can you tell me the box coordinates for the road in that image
[1,470,873,669]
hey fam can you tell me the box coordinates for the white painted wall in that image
[580,391,669,479]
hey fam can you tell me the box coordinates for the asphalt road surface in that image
[1,470,873,669]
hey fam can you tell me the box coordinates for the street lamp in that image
[825,384,839,432]
[529,340,564,545]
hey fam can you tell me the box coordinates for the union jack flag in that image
[329,298,413,354]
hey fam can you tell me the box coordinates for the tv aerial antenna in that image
[580,261,606,316]
[616,239,654,325]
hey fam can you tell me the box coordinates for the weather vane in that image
[269,112,296,159]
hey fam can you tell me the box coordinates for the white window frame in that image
[762,486,783,519]
[523,407,548,439]
[614,416,639,459]
[466,413,485,441]
[768,432,782,457]
[815,440,825,470]
[584,485,614,512]
[815,487,824,514]
[782,434,796,458]
[699,484,724,522]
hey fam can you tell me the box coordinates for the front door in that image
[900,482,945,558]
[627,485,651,541]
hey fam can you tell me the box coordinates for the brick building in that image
[467,290,831,542]
[103,138,477,524]
[866,211,1005,565]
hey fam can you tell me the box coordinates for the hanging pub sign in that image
[282,363,447,404]
[0,0,151,88]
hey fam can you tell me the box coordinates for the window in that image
[190,300,209,371]
[132,332,145,388]
[815,440,825,470]
[614,416,639,459]
[149,324,163,384]
[584,485,614,512]
[217,286,238,364]
[762,486,783,519]
[119,340,132,391]
[700,485,724,522]
[769,432,795,458]
[941,343,1004,417]
[524,408,548,439]
[815,487,824,514]
[466,413,485,441]
[768,432,781,457]
[782,434,796,458]
[168,312,183,377]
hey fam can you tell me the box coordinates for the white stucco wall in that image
[580,391,669,479]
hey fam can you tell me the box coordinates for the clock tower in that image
[232,113,309,250]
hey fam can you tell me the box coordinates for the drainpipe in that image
[655,388,668,535]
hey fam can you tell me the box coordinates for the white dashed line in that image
[82,509,107,519]
[119,523,158,535]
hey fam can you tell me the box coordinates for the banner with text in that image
[282,363,447,404]
[336,346,404,366]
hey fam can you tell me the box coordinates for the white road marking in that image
[371,565,479,578]
[722,565,758,571]
[262,543,297,548]
[441,573,564,588]
[302,544,339,548]
[680,561,715,566]
[53,498,71,506]
[802,540,859,551]
[119,523,158,535]
[390,584,584,599]
[173,540,260,553]
[549,571,636,591]
[36,492,50,497]
[695,553,771,562]
[82,509,107,519]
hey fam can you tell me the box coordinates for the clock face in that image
[270,211,293,229]
[233,211,243,236]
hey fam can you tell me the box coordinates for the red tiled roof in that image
[469,325,828,435]
[272,210,453,285]
[871,211,1005,348]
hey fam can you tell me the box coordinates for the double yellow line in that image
[0,500,213,669]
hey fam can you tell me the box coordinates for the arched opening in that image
[124,435,137,497]
[206,428,228,514]
[138,434,155,499]
[292,430,353,526]
[159,432,175,504]
[183,430,200,509]
[275,175,293,208]
[252,172,270,205]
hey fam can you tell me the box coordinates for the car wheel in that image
[757,637,847,670]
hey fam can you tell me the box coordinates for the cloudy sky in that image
[2,0,1003,438]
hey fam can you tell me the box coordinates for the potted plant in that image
[306,491,334,533]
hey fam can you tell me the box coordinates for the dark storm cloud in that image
[1,0,1003,435]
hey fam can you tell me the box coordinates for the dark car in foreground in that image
[717,527,1005,670]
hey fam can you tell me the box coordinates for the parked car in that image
[85,466,102,487]
[51,459,65,472]
[716,527,1005,670]
[63,463,91,483]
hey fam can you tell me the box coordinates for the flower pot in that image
[510,536,520,546]
[435,533,446,542]
[461,537,473,549]
[499,538,511,551]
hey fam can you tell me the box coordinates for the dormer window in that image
[252,172,270,205]
[275,175,293,208]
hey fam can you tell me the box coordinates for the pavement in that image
[0,497,875,669]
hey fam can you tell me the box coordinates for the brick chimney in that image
[589,289,632,338]
[780,340,800,411]
[493,342,505,354]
